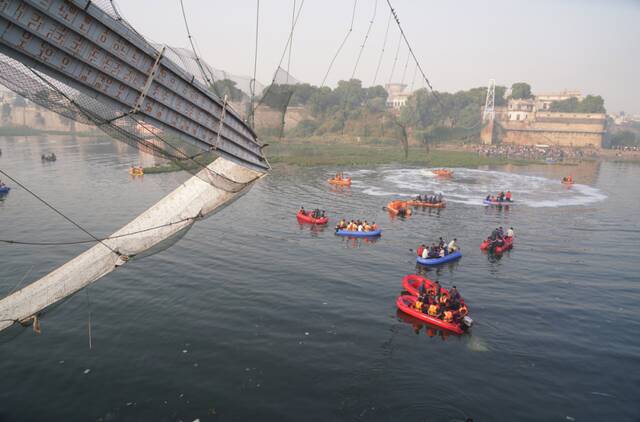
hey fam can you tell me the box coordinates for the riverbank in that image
[266,141,537,168]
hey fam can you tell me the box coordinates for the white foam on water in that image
[354,167,606,208]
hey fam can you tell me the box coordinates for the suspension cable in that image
[351,0,377,80]
[0,169,119,255]
[250,0,260,129]
[385,0,445,110]
[250,0,305,115]
[386,31,402,85]
[400,48,411,85]
[179,0,215,87]
[286,0,296,82]
[372,9,392,86]
[320,0,358,87]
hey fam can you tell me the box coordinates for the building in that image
[535,90,581,111]
[493,90,606,148]
[385,83,411,110]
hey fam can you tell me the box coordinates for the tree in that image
[577,95,605,113]
[211,79,245,102]
[609,130,637,147]
[510,82,532,99]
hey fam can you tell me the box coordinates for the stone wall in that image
[497,112,606,148]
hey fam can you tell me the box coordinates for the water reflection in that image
[396,310,457,340]
[336,235,381,248]
[414,260,460,275]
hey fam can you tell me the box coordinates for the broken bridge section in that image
[0,0,268,171]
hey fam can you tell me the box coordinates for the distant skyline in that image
[118,0,640,113]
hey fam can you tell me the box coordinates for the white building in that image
[385,83,411,109]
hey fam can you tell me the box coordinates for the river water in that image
[0,136,638,422]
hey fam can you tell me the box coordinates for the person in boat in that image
[457,302,469,318]
[417,244,426,257]
[443,308,454,323]
[436,193,443,203]
[485,194,491,201]
[506,190,512,201]
[299,206,305,215]
[506,227,514,238]
[447,238,458,253]
[439,248,445,258]
[428,303,438,317]
[432,280,442,300]
[371,221,378,231]
[438,237,445,249]
[421,246,430,259]
[357,221,363,232]
[449,286,460,306]
[337,218,346,229]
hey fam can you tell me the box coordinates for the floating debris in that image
[83,369,91,375]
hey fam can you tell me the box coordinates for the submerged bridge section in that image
[0,0,268,171]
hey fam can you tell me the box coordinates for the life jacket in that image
[414,300,423,310]
[439,295,448,305]
[443,311,453,322]
[417,246,425,257]
[458,305,468,316]
[428,304,438,316]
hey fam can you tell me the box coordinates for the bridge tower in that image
[481,79,496,145]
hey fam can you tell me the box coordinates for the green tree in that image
[211,79,245,102]
[609,130,637,147]
[577,95,605,113]
[510,82,532,99]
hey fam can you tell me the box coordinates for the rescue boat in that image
[296,211,329,225]
[480,236,513,254]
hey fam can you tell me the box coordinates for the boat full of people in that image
[129,165,144,176]
[335,219,381,237]
[432,168,453,177]
[397,275,472,334]
[0,180,10,194]
[408,193,446,208]
[483,190,513,206]
[415,238,461,266]
[297,206,328,225]
[41,153,57,162]
[328,172,351,186]
[480,226,514,254]
[386,200,412,216]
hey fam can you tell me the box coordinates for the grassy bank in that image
[266,141,535,168]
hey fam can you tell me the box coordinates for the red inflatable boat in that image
[480,236,513,253]
[296,211,328,225]
[396,295,465,334]
[402,274,450,297]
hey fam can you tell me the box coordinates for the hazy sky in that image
[118,0,640,113]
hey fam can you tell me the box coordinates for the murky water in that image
[1,136,638,421]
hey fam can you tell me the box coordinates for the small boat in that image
[129,167,144,176]
[480,236,513,254]
[396,295,468,334]
[328,177,351,186]
[561,177,574,185]
[402,274,449,297]
[297,211,328,225]
[483,199,514,206]
[0,185,10,194]
[432,169,453,177]
[407,200,446,208]
[386,200,412,216]
[416,250,462,266]
[335,228,381,237]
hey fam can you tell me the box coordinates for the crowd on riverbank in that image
[473,144,595,161]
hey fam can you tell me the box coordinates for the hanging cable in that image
[0,215,199,246]
[286,0,296,83]
[386,31,402,85]
[0,169,120,255]
[409,62,418,92]
[384,0,445,111]
[250,0,260,129]
[250,0,305,115]
[372,10,392,86]
[179,0,215,87]
[320,0,358,87]
[400,48,411,85]
[351,0,377,80]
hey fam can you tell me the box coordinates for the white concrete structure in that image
[385,83,411,109]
